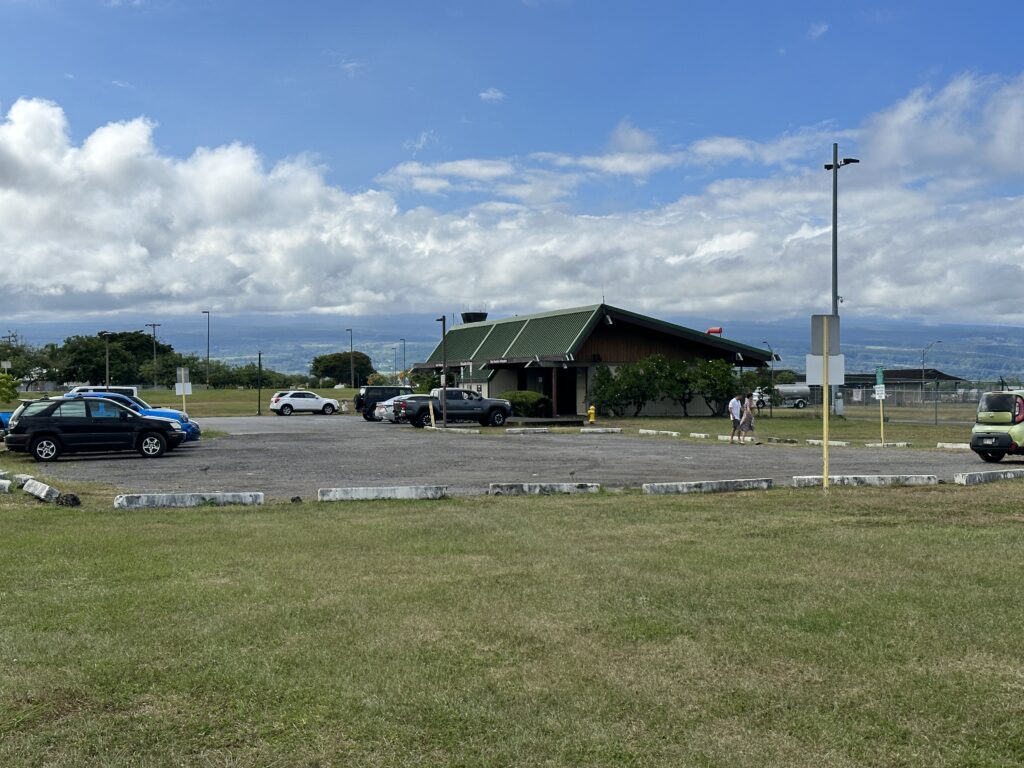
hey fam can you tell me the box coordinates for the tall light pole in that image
[436,316,447,426]
[762,341,776,418]
[201,310,210,388]
[345,328,354,388]
[824,143,859,414]
[922,340,941,414]
[145,323,161,389]
[824,143,859,316]
[399,338,406,379]
[99,331,112,387]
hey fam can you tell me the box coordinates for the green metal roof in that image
[416,304,771,369]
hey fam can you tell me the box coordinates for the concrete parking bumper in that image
[792,474,937,488]
[114,492,265,509]
[642,478,773,495]
[488,482,600,496]
[318,485,448,501]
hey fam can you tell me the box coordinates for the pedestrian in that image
[739,392,756,443]
[728,392,743,443]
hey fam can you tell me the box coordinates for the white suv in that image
[269,390,340,416]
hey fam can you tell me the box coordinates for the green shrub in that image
[498,390,553,417]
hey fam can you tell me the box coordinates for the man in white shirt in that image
[728,393,743,444]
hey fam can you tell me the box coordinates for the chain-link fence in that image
[796,380,1022,425]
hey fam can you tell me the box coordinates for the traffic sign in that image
[872,384,886,400]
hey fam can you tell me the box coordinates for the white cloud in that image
[479,87,506,102]
[808,22,828,39]
[402,130,438,153]
[3,73,1024,324]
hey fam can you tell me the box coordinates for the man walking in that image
[728,392,743,444]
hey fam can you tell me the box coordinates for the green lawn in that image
[1,470,1022,766]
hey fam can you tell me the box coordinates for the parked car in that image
[354,385,414,421]
[65,392,202,442]
[370,394,430,423]
[66,385,140,398]
[0,410,11,439]
[970,389,1024,462]
[4,396,186,461]
[269,390,340,416]
[398,388,513,428]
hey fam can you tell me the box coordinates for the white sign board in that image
[0,360,10,370]
[872,384,886,400]
[174,382,193,396]
[805,354,845,386]
[176,366,190,384]
[810,315,841,356]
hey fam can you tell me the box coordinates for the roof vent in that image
[461,312,488,324]
[706,326,723,336]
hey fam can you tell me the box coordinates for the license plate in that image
[983,438,996,445]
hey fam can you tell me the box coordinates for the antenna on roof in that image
[602,287,606,304]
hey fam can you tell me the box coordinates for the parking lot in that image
[9,415,991,500]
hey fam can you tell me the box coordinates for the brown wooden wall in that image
[576,323,728,364]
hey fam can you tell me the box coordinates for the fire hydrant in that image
[587,405,596,424]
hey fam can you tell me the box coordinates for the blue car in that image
[65,392,202,442]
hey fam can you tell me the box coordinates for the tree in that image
[589,364,626,416]
[695,359,736,416]
[650,355,697,416]
[615,361,660,417]
[0,372,18,403]
[311,351,375,386]
[58,335,137,384]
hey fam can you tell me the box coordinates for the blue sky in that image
[1,0,1023,330]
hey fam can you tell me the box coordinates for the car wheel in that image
[488,410,507,427]
[414,412,433,429]
[31,436,61,462]
[321,404,336,415]
[979,450,1005,463]
[139,432,167,458]
[756,399,766,409]
[280,404,293,416]
[362,410,376,421]
[794,400,806,409]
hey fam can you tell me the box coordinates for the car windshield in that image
[128,395,151,408]
[978,393,1015,413]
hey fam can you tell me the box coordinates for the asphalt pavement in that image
[8,414,993,501]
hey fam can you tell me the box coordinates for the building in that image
[412,304,772,415]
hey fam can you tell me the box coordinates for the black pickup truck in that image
[397,388,513,428]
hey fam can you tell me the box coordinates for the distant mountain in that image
[6,311,1024,382]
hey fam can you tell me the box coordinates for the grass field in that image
[1,464,1022,766]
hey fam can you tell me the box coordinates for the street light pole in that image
[145,323,161,389]
[436,316,447,426]
[921,340,941,417]
[824,143,859,412]
[762,341,776,418]
[345,328,354,388]
[201,310,210,388]
[99,331,112,387]
[394,346,398,381]
[400,338,406,379]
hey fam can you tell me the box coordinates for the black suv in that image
[4,397,186,461]
[354,385,414,421]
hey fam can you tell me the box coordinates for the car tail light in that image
[272,396,280,403]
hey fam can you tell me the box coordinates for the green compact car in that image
[970,390,1024,462]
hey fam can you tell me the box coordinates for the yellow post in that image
[822,320,830,492]
[428,399,436,428]
[181,391,187,414]
[879,396,885,445]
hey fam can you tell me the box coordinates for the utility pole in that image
[145,323,161,389]
[257,351,263,415]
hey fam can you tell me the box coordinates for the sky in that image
[1,0,1024,338]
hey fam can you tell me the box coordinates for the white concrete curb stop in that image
[318,485,448,501]
[13,474,34,488]
[806,439,850,447]
[953,468,1024,486]
[864,442,912,448]
[937,442,971,450]
[718,435,754,443]
[767,437,798,444]
[489,482,601,496]
[689,432,710,439]
[642,478,773,495]
[639,429,681,437]
[506,427,550,434]
[114,492,265,509]
[580,428,621,434]
[425,426,480,434]
[24,479,62,503]
[0,469,8,480]
[0,479,10,493]
[792,475,937,488]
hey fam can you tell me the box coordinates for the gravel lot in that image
[6,414,992,501]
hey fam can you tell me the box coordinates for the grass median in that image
[1,472,1022,766]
